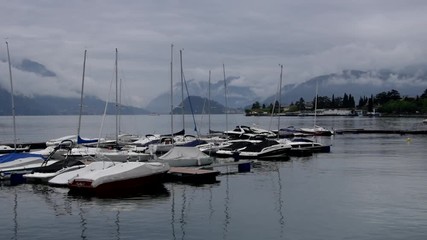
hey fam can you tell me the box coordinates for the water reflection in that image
[79,201,87,240]
[115,210,120,240]
[31,184,73,216]
[72,184,170,240]
[179,186,187,240]
[222,174,230,240]
[12,189,18,240]
[170,183,177,240]
[274,164,285,238]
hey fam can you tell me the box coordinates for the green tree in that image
[252,101,260,110]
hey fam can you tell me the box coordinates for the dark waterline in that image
[1,115,427,239]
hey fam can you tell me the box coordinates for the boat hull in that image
[238,148,291,160]
[69,171,167,196]
[289,145,331,156]
[68,162,170,196]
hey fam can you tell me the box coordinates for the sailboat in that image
[0,42,30,154]
[0,42,57,181]
[298,78,334,136]
[67,49,150,161]
[149,48,202,155]
[272,65,330,155]
[149,47,213,167]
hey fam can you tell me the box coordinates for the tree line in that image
[246,88,427,115]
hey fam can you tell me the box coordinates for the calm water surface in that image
[1,115,427,240]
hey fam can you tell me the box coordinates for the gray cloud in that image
[1,0,427,107]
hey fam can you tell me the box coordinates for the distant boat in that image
[68,162,170,196]
[298,77,334,136]
[213,140,255,158]
[299,125,334,136]
[0,145,30,154]
[423,119,427,124]
[224,125,276,139]
[211,138,291,160]
[65,146,151,162]
[278,138,331,156]
[236,139,291,160]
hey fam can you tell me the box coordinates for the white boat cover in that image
[158,146,213,167]
[23,165,86,181]
[70,162,169,188]
[48,161,117,186]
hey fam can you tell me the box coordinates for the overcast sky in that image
[1,0,427,107]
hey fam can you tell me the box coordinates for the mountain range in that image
[263,68,427,106]
[1,58,427,115]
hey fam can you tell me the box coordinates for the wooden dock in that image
[166,160,253,184]
[167,167,220,184]
[335,129,427,135]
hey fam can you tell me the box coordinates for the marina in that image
[1,114,427,239]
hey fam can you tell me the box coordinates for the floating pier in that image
[166,160,253,184]
[335,129,427,135]
[167,167,220,184]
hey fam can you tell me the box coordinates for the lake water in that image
[1,114,427,240]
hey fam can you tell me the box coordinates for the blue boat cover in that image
[0,152,45,164]
[77,136,98,144]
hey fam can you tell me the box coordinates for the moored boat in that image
[157,146,214,167]
[68,161,170,196]
[48,161,117,187]
[278,138,331,156]
[23,164,86,184]
[237,139,291,160]
[224,125,276,139]
[299,125,334,136]
[0,145,30,154]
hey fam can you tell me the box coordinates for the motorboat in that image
[0,152,46,172]
[0,144,75,181]
[0,153,59,181]
[298,125,334,136]
[68,161,170,196]
[156,146,214,167]
[48,161,117,187]
[0,145,30,154]
[237,139,291,160]
[148,135,206,155]
[279,138,331,155]
[224,125,276,139]
[46,135,78,147]
[65,146,151,162]
[23,164,86,184]
[129,134,161,147]
[213,140,256,158]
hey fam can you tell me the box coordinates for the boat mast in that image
[119,77,122,135]
[180,49,185,132]
[208,70,211,134]
[6,41,17,150]
[77,50,87,139]
[314,78,318,129]
[278,64,283,139]
[223,64,229,135]
[170,44,174,138]
[115,48,119,145]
